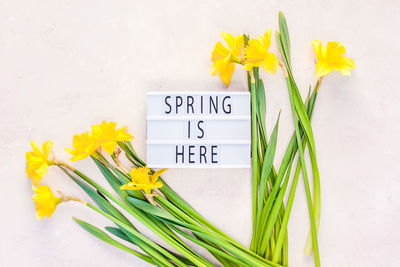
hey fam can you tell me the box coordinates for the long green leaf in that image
[73,218,155,265]
[106,227,194,266]
[60,167,183,266]
[278,12,320,267]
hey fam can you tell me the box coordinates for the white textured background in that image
[1,0,399,266]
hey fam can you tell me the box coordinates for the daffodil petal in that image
[221,31,235,50]
[42,140,53,158]
[315,61,333,77]
[101,141,117,154]
[260,29,272,51]
[151,168,167,183]
[211,42,230,63]
[262,52,279,74]
[219,62,235,86]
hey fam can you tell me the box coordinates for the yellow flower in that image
[211,32,244,86]
[244,29,279,74]
[65,132,98,161]
[312,40,355,77]
[120,167,166,194]
[91,121,134,154]
[26,140,54,185]
[32,185,60,220]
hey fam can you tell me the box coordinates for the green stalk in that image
[254,134,295,252]
[71,169,212,267]
[93,157,214,266]
[190,230,282,267]
[84,203,178,267]
[60,166,178,266]
[254,88,315,255]
[286,77,320,267]
[130,197,281,267]
[257,112,280,222]
[272,141,302,262]
[170,225,247,267]
[118,142,268,263]
[73,218,156,265]
[258,151,294,256]
[155,195,203,226]
[303,82,321,255]
[270,85,318,262]
[303,144,321,255]
[119,141,242,245]
[277,12,321,265]
[250,69,260,237]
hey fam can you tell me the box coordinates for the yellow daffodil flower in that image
[32,185,60,220]
[91,121,134,154]
[26,140,54,185]
[65,132,98,161]
[120,167,166,194]
[244,29,279,74]
[312,40,355,77]
[211,32,244,86]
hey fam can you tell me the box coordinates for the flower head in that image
[26,140,54,185]
[120,167,166,194]
[312,40,355,77]
[211,32,244,86]
[91,121,134,154]
[32,185,60,220]
[65,132,98,161]
[244,29,279,74]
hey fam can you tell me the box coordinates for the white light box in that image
[146,92,251,168]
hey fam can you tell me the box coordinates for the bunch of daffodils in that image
[26,13,354,267]
[210,12,355,267]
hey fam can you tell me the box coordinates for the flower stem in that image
[249,69,260,247]
[70,168,212,267]
[286,77,320,267]
[84,202,178,267]
[303,78,322,256]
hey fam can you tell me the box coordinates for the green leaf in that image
[258,150,294,256]
[169,225,246,267]
[73,218,154,265]
[256,79,267,154]
[290,79,317,155]
[92,156,129,199]
[278,12,291,69]
[126,197,185,225]
[257,111,280,218]
[63,167,192,267]
[106,227,194,266]
[61,167,134,228]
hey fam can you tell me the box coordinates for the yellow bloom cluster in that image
[211,32,244,86]
[32,185,60,220]
[211,30,355,86]
[25,140,54,185]
[25,121,166,220]
[25,121,134,187]
[120,167,166,194]
[211,29,278,86]
[66,121,134,161]
[243,29,279,74]
[312,40,355,77]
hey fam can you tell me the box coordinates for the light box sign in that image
[146,92,250,168]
